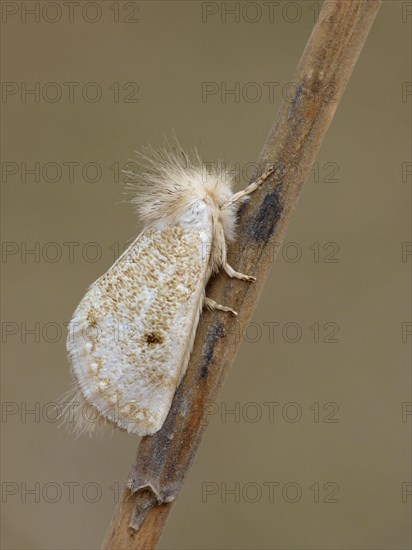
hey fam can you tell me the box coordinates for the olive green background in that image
[1,1,411,549]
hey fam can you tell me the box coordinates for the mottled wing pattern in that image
[67,223,212,435]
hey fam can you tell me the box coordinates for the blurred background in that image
[1,1,411,549]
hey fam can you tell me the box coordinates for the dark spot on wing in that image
[145,332,164,346]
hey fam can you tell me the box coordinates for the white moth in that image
[65,145,272,436]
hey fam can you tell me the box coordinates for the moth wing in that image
[67,222,212,435]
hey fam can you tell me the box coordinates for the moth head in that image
[200,164,234,208]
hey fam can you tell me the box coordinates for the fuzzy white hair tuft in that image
[58,385,112,439]
[124,141,237,239]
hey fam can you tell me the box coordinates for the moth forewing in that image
[67,216,213,436]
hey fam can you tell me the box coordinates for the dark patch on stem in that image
[200,321,225,379]
[248,187,283,243]
[287,82,304,118]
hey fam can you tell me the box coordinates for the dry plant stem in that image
[102,1,381,548]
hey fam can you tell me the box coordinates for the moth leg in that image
[219,231,256,283]
[223,263,256,282]
[204,297,238,316]
[222,166,275,209]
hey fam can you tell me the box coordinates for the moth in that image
[65,145,273,436]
